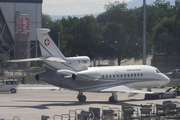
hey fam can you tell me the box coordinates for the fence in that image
[168,79,180,86]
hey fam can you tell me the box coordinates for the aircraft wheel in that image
[78,95,86,102]
[109,96,117,103]
[11,88,16,93]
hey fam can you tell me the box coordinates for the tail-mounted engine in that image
[57,69,100,81]
[71,70,100,81]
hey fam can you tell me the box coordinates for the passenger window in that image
[121,74,123,77]
[117,74,119,78]
[137,73,140,77]
[109,75,111,78]
[127,74,130,77]
[106,75,108,78]
[102,75,104,79]
[124,74,126,77]
[134,73,136,77]
[141,73,143,76]
[131,74,133,77]
[113,75,115,78]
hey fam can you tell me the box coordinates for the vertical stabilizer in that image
[36,28,65,59]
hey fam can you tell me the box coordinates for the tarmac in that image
[0,84,179,120]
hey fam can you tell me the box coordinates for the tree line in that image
[42,1,180,65]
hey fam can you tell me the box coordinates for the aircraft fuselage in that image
[36,65,169,92]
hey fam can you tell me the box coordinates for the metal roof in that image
[0,0,42,3]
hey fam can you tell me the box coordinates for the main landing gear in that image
[77,92,118,103]
[77,91,86,102]
[109,92,118,103]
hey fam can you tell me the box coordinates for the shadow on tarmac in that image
[0,98,169,110]
[0,97,178,110]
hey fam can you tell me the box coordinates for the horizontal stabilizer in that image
[45,57,66,62]
[6,57,66,63]
[6,58,43,62]
[101,85,153,94]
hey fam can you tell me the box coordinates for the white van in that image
[0,79,18,93]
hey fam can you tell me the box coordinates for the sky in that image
[42,0,132,16]
[42,0,175,18]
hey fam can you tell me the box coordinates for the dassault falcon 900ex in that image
[7,28,170,103]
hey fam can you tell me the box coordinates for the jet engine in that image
[57,69,100,81]
[71,70,100,81]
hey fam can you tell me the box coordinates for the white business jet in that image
[7,28,170,103]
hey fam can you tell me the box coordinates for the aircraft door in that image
[115,71,121,81]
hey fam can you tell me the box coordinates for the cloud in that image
[42,0,132,16]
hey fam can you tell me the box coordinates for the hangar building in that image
[0,0,42,66]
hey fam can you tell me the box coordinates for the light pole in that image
[58,32,60,49]
[143,0,146,65]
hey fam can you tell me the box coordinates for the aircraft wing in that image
[100,85,153,94]
[19,87,60,90]
[6,57,66,63]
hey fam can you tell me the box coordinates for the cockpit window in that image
[156,69,161,73]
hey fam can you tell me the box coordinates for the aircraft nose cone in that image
[163,74,170,84]
[166,77,170,84]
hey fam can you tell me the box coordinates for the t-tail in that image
[36,28,65,59]
[36,28,90,71]
[7,28,90,71]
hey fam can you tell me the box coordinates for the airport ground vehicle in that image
[144,88,177,99]
[0,79,18,93]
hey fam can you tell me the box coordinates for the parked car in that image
[166,69,180,78]
[0,79,18,93]
[144,88,177,99]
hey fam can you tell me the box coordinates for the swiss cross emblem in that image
[44,39,50,46]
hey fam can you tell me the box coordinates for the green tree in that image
[98,1,140,65]
[48,19,63,48]
[42,13,52,28]
[40,1,180,64]
[172,6,180,56]
[153,17,175,55]
[152,1,179,56]
[67,15,102,59]
[60,16,79,56]
[133,1,176,58]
